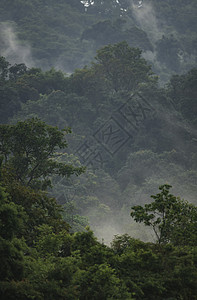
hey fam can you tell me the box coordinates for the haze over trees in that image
[0,0,197,299]
[0,0,196,79]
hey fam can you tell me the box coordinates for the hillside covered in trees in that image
[0,0,197,299]
[0,0,196,80]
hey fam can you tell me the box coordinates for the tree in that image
[0,57,70,123]
[111,234,197,299]
[21,67,68,95]
[9,63,27,81]
[70,41,157,106]
[131,184,197,245]
[76,263,132,299]
[0,56,10,81]
[93,41,157,93]
[0,118,85,190]
[0,161,27,282]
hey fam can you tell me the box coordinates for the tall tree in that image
[0,118,85,190]
[131,184,197,245]
[94,41,156,92]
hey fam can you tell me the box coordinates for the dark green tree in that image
[0,160,27,282]
[0,118,85,190]
[0,56,10,81]
[94,41,156,92]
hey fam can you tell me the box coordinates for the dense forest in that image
[0,0,197,299]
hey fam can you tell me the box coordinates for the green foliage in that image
[21,67,68,95]
[0,237,26,281]
[0,57,71,123]
[0,0,196,82]
[94,41,156,92]
[0,56,10,80]
[34,224,73,258]
[8,184,69,244]
[0,197,26,240]
[76,263,132,299]
[0,170,27,283]
[131,184,197,245]
[6,46,197,240]
[0,118,84,189]
[111,236,197,299]
[13,90,95,132]
[0,0,92,71]
[1,176,197,299]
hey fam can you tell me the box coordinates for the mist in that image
[131,1,162,42]
[0,22,34,67]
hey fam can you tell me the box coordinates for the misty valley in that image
[0,0,197,299]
